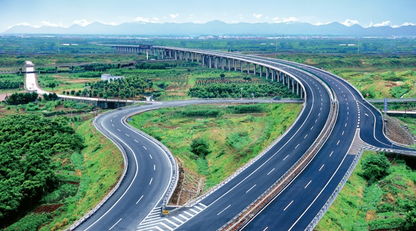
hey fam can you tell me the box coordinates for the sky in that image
[0,0,415,32]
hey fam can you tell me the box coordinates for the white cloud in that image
[253,13,263,19]
[272,16,299,23]
[341,19,359,27]
[169,14,179,19]
[134,16,160,23]
[73,19,93,27]
[370,20,391,27]
[392,22,416,28]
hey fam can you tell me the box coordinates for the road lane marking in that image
[283,200,294,211]
[319,164,325,171]
[310,126,314,130]
[153,164,156,171]
[125,133,130,137]
[283,155,289,160]
[365,113,369,117]
[117,128,121,132]
[344,122,347,127]
[262,227,269,231]
[143,145,148,150]
[134,139,139,143]
[112,124,114,127]
[304,134,308,139]
[108,218,122,230]
[149,154,153,159]
[217,205,231,216]
[267,168,275,176]
[136,195,144,204]
[149,177,153,185]
[329,151,334,157]
[342,130,345,136]
[336,140,340,145]
[304,180,312,189]
[295,144,300,149]
[246,184,256,194]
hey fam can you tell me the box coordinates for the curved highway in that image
[24,46,415,231]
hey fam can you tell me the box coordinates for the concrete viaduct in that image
[112,45,305,99]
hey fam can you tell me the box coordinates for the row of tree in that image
[188,83,296,98]
[0,80,22,89]
[64,76,152,99]
[4,92,38,105]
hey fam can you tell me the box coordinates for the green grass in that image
[129,103,302,190]
[316,151,416,231]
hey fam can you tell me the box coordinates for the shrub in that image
[4,92,38,105]
[190,138,210,158]
[360,153,391,184]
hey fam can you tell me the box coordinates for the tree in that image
[4,92,38,105]
[0,114,83,221]
[361,153,391,184]
[43,93,58,101]
[190,138,210,158]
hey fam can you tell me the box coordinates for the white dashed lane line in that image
[304,180,312,189]
[136,195,144,204]
[267,168,275,176]
[217,205,231,216]
[283,200,294,211]
[245,184,256,194]
[108,218,122,230]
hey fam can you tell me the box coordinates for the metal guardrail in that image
[219,99,339,231]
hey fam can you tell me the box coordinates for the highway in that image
[24,47,415,231]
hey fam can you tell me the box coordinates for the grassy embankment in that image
[274,54,416,99]
[129,103,302,190]
[4,118,123,231]
[316,151,416,231]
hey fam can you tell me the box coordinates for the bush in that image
[180,109,223,117]
[360,153,391,184]
[228,104,264,113]
[4,213,50,231]
[43,93,59,101]
[190,138,210,158]
[4,92,38,105]
[0,80,22,89]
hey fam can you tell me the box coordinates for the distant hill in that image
[3,21,416,36]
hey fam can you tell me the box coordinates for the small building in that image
[101,74,124,82]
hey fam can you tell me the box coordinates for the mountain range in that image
[3,21,416,36]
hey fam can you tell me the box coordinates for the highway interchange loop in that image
[25,47,414,231]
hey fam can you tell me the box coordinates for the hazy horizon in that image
[0,0,415,33]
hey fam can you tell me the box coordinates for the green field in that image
[129,103,302,190]
[317,151,416,231]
